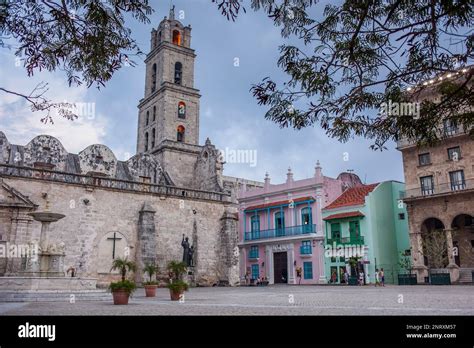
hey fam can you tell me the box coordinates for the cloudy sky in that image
[0,0,405,185]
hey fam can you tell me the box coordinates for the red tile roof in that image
[245,196,315,211]
[323,184,379,210]
[323,211,365,221]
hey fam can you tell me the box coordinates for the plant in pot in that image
[143,263,158,297]
[166,260,189,301]
[109,257,137,305]
[347,256,361,285]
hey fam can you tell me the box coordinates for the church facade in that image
[0,10,257,287]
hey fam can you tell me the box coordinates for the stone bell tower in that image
[136,6,201,154]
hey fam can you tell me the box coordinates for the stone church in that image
[0,9,260,287]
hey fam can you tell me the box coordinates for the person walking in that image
[296,266,302,285]
[374,268,380,287]
[343,270,349,285]
[380,268,385,287]
[358,271,364,286]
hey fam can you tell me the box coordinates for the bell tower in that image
[136,6,200,154]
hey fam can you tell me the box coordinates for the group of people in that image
[244,272,269,286]
[374,268,385,287]
[333,268,385,286]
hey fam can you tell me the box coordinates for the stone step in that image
[458,269,473,283]
[0,290,112,302]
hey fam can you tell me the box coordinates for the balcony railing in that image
[0,163,229,202]
[403,179,473,199]
[396,125,469,149]
[300,245,312,255]
[326,236,365,245]
[244,224,316,241]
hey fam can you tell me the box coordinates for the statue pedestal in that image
[184,267,196,286]
[447,263,460,283]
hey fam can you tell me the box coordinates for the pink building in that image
[237,162,362,285]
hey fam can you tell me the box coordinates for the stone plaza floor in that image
[0,285,473,316]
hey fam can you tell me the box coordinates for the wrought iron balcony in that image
[326,236,365,245]
[244,224,316,241]
[402,179,473,200]
[396,125,469,149]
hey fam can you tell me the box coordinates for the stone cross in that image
[107,232,122,259]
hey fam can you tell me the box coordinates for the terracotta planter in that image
[144,285,157,297]
[112,290,130,305]
[169,289,184,301]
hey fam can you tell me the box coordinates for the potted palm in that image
[143,263,158,297]
[109,257,137,305]
[166,261,189,301]
[348,257,360,285]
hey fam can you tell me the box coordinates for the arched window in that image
[151,64,157,92]
[144,132,149,152]
[301,207,312,233]
[174,62,182,84]
[153,106,156,121]
[177,125,185,142]
[146,111,149,126]
[158,31,162,43]
[151,128,155,148]
[172,30,181,46]
[178,101,186,119]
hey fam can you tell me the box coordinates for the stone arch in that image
[172,29,181,46]
[24,135,68,171]
[451,213,474,268]
[177,125,185,142]
[421,217,445,233]
[420,218,448,268]
[78,144,117,177]
[96,231,129,274]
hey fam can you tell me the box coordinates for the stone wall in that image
[401,133,473,190]
[0,176,235,286]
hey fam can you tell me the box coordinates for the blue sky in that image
[0,0,405,184]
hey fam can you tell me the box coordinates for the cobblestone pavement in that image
[1,285,473,316]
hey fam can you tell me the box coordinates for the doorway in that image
[273,252,288,283]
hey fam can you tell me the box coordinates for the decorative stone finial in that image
[169,4,175,20]
[286,167,294,183]
[315,160,322,178]
[264,172,271,187]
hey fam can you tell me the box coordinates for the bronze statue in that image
[188,245,195,267]
[181,234,190,265]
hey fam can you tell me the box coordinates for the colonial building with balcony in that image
[237,163,363,285]
[322,182,410,284]
[397,68,474,284]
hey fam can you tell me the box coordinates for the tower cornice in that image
[138,82,201,108]
[145,42,196,64]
